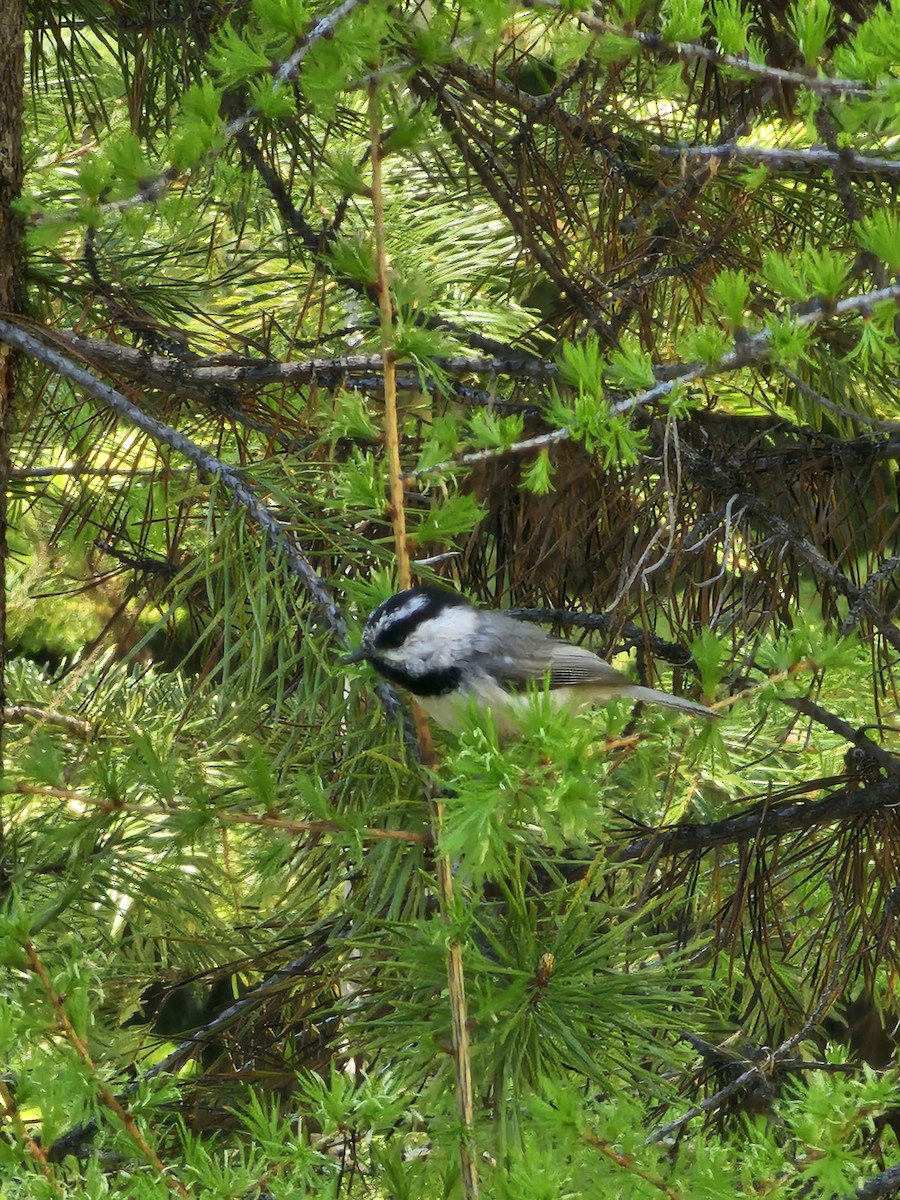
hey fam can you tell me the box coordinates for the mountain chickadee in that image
[346,585,716,738]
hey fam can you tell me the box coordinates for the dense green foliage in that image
[3,0,900,1196]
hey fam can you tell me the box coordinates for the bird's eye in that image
[372,623,409,650]
[370,606,427,651]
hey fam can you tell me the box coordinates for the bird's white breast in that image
[419,678,592,740]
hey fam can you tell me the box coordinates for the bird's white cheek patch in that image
[400,608,480,671]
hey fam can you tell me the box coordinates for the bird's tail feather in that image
[626,685,717,718]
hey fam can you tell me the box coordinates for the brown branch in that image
[0,1076,61,1195]
[615,774,900,862]
[583,1132,684,1198]
[232,127,324,255]
[14,767,893,863]
[4,785,431,844]
[780,698,900,778]
[442,57,655,190]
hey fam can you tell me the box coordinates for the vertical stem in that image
[25,942,190,1196]
[0,1077,62,1196]
[367,86,409,592]
[367,82,479,1200]
[0,0,26,885]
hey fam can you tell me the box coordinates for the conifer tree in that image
[2,2,900,1197]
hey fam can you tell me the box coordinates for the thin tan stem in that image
[583,1132,684,1199]
[0,1077,62,1195]
[368,83,409,591]
[4,784,431,843]
[368,80,479,1200]
[24,941,190,1196]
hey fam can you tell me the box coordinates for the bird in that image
[345,584,716,738]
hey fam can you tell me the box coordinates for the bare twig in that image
[839,556,900,637]
[4,706,92,738]
[648,884,849,1143]
[659,143,900,179]
[369,90,409,583]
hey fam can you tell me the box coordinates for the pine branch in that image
[661,143,900,180]
[0,318,347,639]
[412,282,900,476]
[533,3,872,97]
[616,773,900,862]
[647,899,849,1143]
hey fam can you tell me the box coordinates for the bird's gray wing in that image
[475,612,628,692]
[473,610,715,715]
[544,641,630,689]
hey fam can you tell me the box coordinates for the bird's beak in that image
[342,646,369,665]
